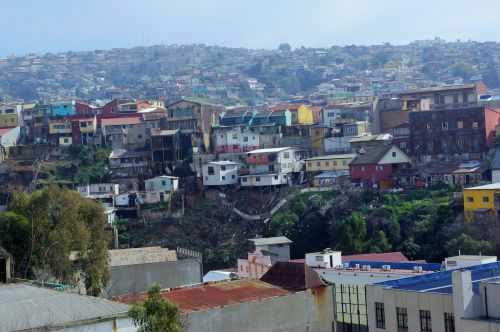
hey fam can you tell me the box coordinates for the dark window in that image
[396,307,408,332]
[420,310,432,332]
[256,176,261,182]
[375,302,385,329]
[453,95,459,104]
[207,166,214,175]
[444,313,454,332]
[222,176,226,180]
[221,165,226,171]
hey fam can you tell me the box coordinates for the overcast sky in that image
[2,0,500,56]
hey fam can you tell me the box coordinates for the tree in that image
[0,212,30,267]
[337,212,367,253]
[7,186,110,294]
[445,233,494,256]
[278,43,292,53]
[269,212,298,238]
[129,284,182,332]
[368,230,391,253]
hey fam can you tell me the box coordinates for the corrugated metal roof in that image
[0,284,129,332]
[118,280,289,313]
[342,252,409,263]
[101,116,142,127]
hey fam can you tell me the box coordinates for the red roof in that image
[101,117,142,127]
[117,280,289,313]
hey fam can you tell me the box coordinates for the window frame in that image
[419,310,432,332]
[375,302,385,329]
[444,313,455,332]
[396,307,408,332]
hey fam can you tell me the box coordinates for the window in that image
[232,175,236,179]
[467,196,474,203]
[232,134,238,139]
[426,123,432,130]
[317,162,321,167]
[375,302,385,329]
[473,121,479,129]
[221,165,226,171]
[315,255,323,262]
[207,166,214,175]
[442,122,448,130]
[274,175,279,180]
[325,161,330,166]
[138,134,143,139]
[308,162,312,168]
[283,152,290,159]
[453,95,459,104]
[332,161,337,166]
[444,313,455,332]
[256,176,261,182]
[457,138,464,147]
[396,307,408,332]
[243,136,249,142]
[269,165,275,172]
[483,196,490,203]
[222,176,226,180]
[392,151,397,157]
[457,120,463,129]
[161,180,166,186]
[342,160,347,166]
[242,177,248,182]
[419,310,432,332]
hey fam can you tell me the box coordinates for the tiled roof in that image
[117,280,289,313]
[101,117,142,127]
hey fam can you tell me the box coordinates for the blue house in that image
[50,101,76,117]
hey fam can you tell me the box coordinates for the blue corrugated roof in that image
[346,260,441,272]
[376,261,500,294]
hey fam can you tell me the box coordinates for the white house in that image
[145,176,179,193]
[240,147,299,187]
[202,161,240,186]
[77,183,120,199]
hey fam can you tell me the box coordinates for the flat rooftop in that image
[376,261,500,294]
[464,183,500,190]
[250,236,292,246]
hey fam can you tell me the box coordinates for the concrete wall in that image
[106,259,201,297]
[183,287,334,332]
[63,318,136,332]
[366,285,453,332]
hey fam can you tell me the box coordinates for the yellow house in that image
[49,120,72,134]
[0,106,19,128]
[297,105,314,125]
[463,183,500,222]
[305,154,356,172]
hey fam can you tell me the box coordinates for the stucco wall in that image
[183,287,334,332]
[106,259,201,297]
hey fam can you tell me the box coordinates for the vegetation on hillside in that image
[267,187,497,262]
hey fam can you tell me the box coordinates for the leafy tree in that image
[129,284,182,332]
[337,212,367,253]
[269,212,298,238]
[0,212,30,267]
[368,230,391,253]
[7,186,110,294]
[445,233,494,256]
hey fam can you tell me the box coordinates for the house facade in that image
[349,145,411,189]
[202,161,240,186]
[240,147,299,187]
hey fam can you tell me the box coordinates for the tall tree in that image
[129,284,182,332]
[7,186,110,294]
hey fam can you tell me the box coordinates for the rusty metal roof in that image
[118,280,289,313]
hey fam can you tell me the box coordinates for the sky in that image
[2,0,500,56]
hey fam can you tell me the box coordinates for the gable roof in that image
[350,145,410,166]
[260,262,326,291]
[350,145,392,165]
